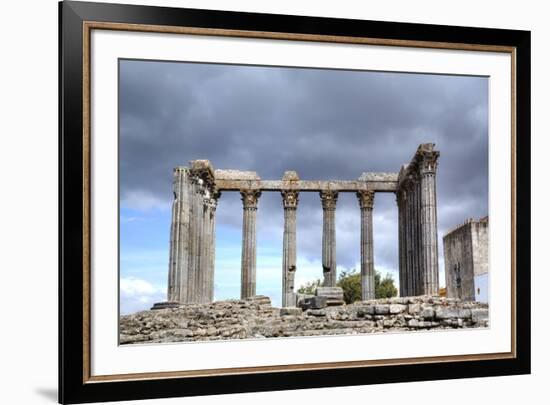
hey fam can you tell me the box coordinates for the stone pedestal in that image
[315,286,345,306]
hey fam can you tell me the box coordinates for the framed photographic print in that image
[59,0,530,403]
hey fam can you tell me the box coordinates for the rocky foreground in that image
[120,295,489,344]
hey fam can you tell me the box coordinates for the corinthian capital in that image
[320,190,338,210]
[281,190,299,209]
[417,149,440,176]
[240,189,261,210]
[357,190,375,210]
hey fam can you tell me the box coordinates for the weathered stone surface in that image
[444,216,489,301]
[408,303,421,314]
[435,307,471,319]
[282,190,299,307]
[374,305,390,315]
[120,296,489,344]
[299,296,328,310]
[315,287,345,306]
[215,179,398,192]
[280,307,302,316]
[471,308,489,323]
[397,143,440,297]
[315,287,343,298]
[151,301,181,310]
[214,169,260,180]
[389,304,407,314]
[358,172,399,182]
[419,307,435,319]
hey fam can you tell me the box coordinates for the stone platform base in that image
[121,295,489,344]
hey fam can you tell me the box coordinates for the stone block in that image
[280,307,302,316]
[307,309,327,317]
[375,305,390,315]
[214,169,260,180]
[408,319,434,328]
[315,287,344,300]
[435,307,470,319]
[419,308,435,319]
[389,304,407,314]
[408,303,421,314]
[151,301,181,310]
[299,296,328,310]
[471,308,489,323]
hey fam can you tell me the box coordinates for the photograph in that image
[54,0,531,402]
[117,59,490,345]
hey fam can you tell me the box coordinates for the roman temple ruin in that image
[166,143,440,307]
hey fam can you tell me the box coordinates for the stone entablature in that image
[167,143,440,307]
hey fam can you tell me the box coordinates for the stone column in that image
[396,190,406,297]
[167,167,191,302]
[410,175,419,296]
[204,191,220,303]
[240,189,261,299]
[320,190,338,287]
[357,190,375,300]
[281,190,299,307]
[419,148,440,295]
[166,160,218,304]
[405,180,414,296]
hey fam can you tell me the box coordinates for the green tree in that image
[375,272,398,298]
[298,270,398,304]
[337,270,361,304]
[297,278,321,295]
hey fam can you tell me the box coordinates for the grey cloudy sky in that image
[119,58,488,311]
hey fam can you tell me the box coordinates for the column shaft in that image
[418,148,440,296]
[240,190,261,298]
[167,168,191,302]
[358,191,375,300]
[397,192,405,297]
[321,191,338,287]
[282,190,298,307]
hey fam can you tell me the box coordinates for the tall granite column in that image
[202,190,220,303]
[240,189,261,299]
[418,147,440,295]
[357,190,375,300]
[167,167,191,302]
[281,190,299,307]
[167,160,217,304]
[320,190,338,287]
[396,190,406,297]
[406,180,414,296]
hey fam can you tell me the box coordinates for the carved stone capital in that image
[357,190,375,210]
[281,190,299,209]
[320,190,338,211]
[189,159,216,189]
[240,189,261,210]
[418,150,440,176]
[205,190,221,211]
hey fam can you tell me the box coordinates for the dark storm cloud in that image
[119,59,488,273]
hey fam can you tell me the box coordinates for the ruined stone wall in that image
[120,296,489,344]
[444,223,475,300]
[471,218,489,276]
[443,217,489,301]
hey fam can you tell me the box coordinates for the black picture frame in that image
[59,1,531,403]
